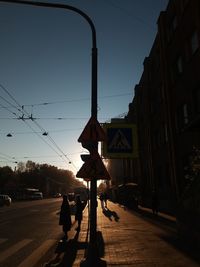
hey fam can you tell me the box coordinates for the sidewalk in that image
[47,200,200,267]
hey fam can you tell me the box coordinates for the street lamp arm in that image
[0,0,97,48]
[0,0,98,117]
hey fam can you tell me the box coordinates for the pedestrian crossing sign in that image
[102,123,138,158]
[76,151,111,180]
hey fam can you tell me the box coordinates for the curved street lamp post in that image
[0,1,104,266]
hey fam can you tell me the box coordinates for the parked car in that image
[0,194,12,206]
[30,192,43,200]
[53,193,62,198]
[116,183,139,210]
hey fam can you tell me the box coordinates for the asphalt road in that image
[0,198,68,267]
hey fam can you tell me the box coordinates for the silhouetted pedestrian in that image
[99,192,105,209]
[152,190,159,215]
[103,192,108,208]
[75,195,85,231]
[59,194,72,240]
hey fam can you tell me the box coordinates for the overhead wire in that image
[0,92,132,109]
[0,83,77,170]
[0,152,18,164]
[0,127,83,135]
[0,116,110,120]
[0,82,129,170]
[101,0,152,29]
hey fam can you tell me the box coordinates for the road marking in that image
[0,239,32,263]
[0,238,7,244]
[17,239,56,267]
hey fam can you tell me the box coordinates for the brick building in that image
[107,0,200,215]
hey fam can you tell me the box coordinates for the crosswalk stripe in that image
[0,239,32,263]
[0,238,7,245]
[17,239,56,267]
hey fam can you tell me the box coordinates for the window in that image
[177,103,189,129]
[181,0,189,11]
[191,31,199,54]
[186,30,199,60]
[177,56,183,74]
[183,104,189,124]
[164,124,168,143]
[171,55,183,83]
[194,88,200,113]
[161,85,165,101]
[167,15,178,42]
[172,16,177,30]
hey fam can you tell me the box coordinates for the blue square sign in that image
[102,123,138,158]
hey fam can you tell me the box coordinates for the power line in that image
[0,127,83,135]
[0,116,109,121]
[0,153,18,164]
[0,92,132,109]
[0,83,77,170]
[101,0,152,29]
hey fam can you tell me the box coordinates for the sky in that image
[0,0,169,176]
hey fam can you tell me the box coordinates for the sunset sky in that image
[0,0,168,176]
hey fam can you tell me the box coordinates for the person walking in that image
[152,190,159,215]
[75,195,85,231]
[99,192,105,209]
[59,194,72,240]
[103,192,108,208]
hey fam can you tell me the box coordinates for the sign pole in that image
[82,41,105,267]
[79,42,106,267]
[88,46,98,263]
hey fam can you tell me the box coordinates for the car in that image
[30,192,43,200]
[117,183,139,210]
[0,194,12,206]
[53,193,62,198]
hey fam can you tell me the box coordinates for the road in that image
[0,198,69,267]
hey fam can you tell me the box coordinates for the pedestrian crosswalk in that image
[0,239,32,264]
[0,238,58,267]
[18,239,55,267]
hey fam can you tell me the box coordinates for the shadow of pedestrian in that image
[58,231,88,267]
[102,208,120,222]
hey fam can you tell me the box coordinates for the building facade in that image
[106,0,200,215]
[135,0,200,213]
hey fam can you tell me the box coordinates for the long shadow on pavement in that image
[59,232,88,267]
[102,207,120,222]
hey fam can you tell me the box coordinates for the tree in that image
[16,162,26,173]
[0,166,14,190]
